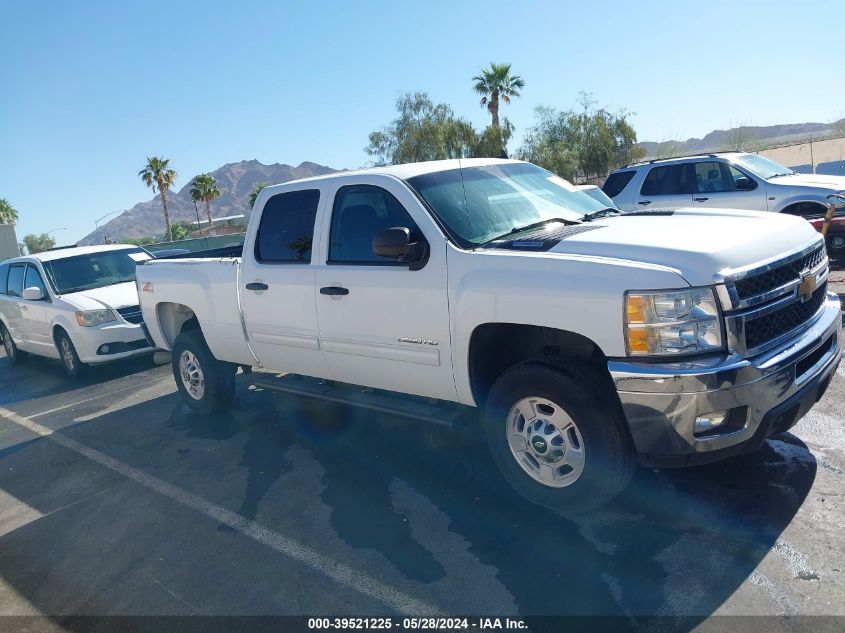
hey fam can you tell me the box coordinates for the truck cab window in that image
[329,185,421,264]
[255,189,321,263]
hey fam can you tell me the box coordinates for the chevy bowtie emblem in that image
[797,270,817,303]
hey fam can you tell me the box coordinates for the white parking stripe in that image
[0,405,443,616]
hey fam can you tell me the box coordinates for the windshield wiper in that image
[769,172,794,178]
[581,207,620,222]
[480,217,578,246]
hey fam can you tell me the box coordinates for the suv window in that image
[6,264,24,298]
[329,185,421,264]
[602,171,636,198]
[692,161,751,193]
[0,263,8,295]
[640,165,692,196]
[255,189,320,263]
[24,265,47,299]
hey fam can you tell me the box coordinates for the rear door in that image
[314,176,457,401]
[239,187,330,379]
[689,160,768,211]
[633,164,694,210]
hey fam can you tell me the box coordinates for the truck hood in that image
[546,208,822,286]
[61,281,140,311]
[771,173,845,190]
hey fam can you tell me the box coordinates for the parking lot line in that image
[0,405,444,616]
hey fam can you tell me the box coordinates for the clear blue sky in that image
[2,0,843,243]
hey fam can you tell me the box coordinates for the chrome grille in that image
[722,242,830,356]
[116,305,143,325]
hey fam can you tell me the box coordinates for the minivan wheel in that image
[56,330,84,377]
[1,323,23,363]
[484,362,636,515]
[171,329,235,414]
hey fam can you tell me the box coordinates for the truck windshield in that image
[406,162,606,248]
[42,248,150,295]
[732,154,794,179]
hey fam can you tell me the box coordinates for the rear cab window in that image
[255,189,321,263]
[602,171,636,198]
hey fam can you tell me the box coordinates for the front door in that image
[690,161,768,211]
[19,264,53,353]
[314,179,457,401]
[240,187,330,379]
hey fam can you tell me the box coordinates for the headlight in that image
[624,287,723,356]
[75,309,117,327]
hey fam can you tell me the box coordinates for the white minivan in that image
[0,245,154,376]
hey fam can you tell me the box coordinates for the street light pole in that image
[94,210,123,244]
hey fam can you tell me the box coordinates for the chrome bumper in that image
[608,293,842,467]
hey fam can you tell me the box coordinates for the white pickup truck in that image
[137,158,842,513]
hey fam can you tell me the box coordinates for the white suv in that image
[0,245,154,376]
[603,152,845,253]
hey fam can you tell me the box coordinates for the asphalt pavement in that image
[0,337,843,629]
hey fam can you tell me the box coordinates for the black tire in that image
[56,329,85,378]
[1,322,25,364]
[484,361,636,516]
[171,329,235,414]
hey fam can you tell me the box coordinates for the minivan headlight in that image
[75,309,117,327]
[624,287,723,356]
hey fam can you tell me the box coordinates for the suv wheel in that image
[484,362,636,515]
[56,330,84,377]
[172,329,235,414]
[1,323,24,363]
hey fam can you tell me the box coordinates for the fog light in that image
[694,411,728,437]
[101,344,110,353]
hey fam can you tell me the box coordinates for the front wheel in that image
[171,329,235,414]
[484,362,636,516]
[56,330,84,378]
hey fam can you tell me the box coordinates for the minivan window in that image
[0,263,8,295]
[602,171,636,198]
[640,165,692,196]
[6,264,24,298]
[24,265,47,299]
[255,190,321,263]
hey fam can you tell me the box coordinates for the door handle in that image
[245,282,268,291]
[20,305,28,311]
[320,286,349,296]
[638,200,652,205]
[694,197,709,202]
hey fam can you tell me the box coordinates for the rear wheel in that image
[1,323,24,363]
[56,330,84,377]
[172,329,235,414]
[484,361,636,516]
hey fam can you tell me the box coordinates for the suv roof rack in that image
[621,151,741,169]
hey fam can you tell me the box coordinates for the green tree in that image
[517,94,644,181]
[125,236,156,246]
[249,182,269,208]
[366,92,477,165]
[169,221,195,241]
[139,156,178,242]
[472,63,525,129]
[23,233,56,254]
[190,173,222,232]
[0,198,18,224]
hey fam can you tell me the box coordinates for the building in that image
[0,224,20,261]
[187,214,246,239]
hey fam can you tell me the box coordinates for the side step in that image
[250,372,472,430]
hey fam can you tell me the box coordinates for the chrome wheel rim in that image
[179,351,205,400]
[2,329,13,357]
[507,396,585,488]
[61,338,75,371]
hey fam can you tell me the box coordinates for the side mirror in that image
[373,226,426,261]
[735,176,756,191]
[22,286,44,301]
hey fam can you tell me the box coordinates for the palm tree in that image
[0,198,18,224]
[249,182,269,208]
[190,173,222,233]
[472,63,525,128]
[139,157,178,242]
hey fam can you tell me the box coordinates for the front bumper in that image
[72,321,154,364]
[608,293,842,467]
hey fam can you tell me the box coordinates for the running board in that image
[249,372,471,429]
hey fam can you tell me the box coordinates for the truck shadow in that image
[0,385,817,626]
